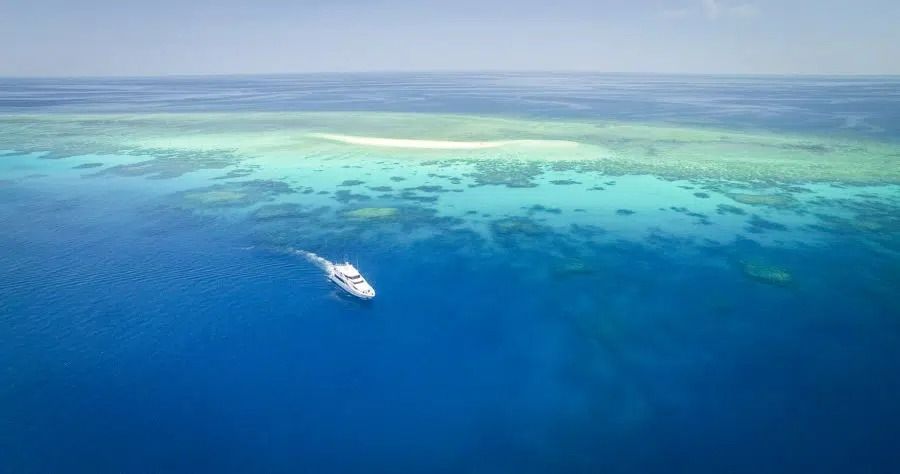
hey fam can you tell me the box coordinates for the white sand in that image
[311,133,577,150]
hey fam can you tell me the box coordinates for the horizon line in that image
[2,70,900,80]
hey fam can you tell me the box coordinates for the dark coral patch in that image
[96,149,242,180]
[398,191,439,203]
[404,185,448,193]
[716,204,746,215]
[73,162,104,169]
[746,215,788,233]
[172,179,294,209]
[525,204,562,214]
[213,168,256,180]
[333,190,372,203]
[251,203,330,221]
[466,160,542,188]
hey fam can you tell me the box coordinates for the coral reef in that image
[727,193,797,208]
[173,180,294,208]
[343,207,399,219]
[740,260,793,286]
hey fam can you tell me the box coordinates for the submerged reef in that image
[172,180,294,209]
[489,216,561,250]
[491,217,552,237]
[668,206,711,225]
[213,167,257,180]
[526,204,563,215]
[343,207,399,219]
[569,224,606,239]
[397,191,439,203]
[96,149,243,180]
[746,215,788,233]
[805,195,900,253]
[716,204,747,216]
[333,190,372,203]
[2,113,899,184]
[72,162,104,169]
[727,193,797,209]
[551,259,595,277]
[404,185,451,193]
[250,203,466,253]
[251,203,330,221]
[465,160,543,188]
[740,260,793,286]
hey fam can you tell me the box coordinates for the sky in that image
[0,0,898,76]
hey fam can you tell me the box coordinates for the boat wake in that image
[292,249,334,273]
[290,248,376,300]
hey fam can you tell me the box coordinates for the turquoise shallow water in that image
[1,74,899,473]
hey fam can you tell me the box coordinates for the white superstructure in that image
[328,262,375,300]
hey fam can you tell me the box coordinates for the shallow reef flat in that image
[1,112,898,184]
[2,111,899,280]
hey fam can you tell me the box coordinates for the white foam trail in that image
[292,249,333,273]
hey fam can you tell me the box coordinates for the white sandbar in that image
[311,133,577,150]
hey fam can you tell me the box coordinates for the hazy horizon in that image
[3,70,900,79]
[2,0,899,76]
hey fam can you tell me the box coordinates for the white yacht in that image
[328,262,375,300]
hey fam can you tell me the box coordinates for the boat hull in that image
[328,273,375,300]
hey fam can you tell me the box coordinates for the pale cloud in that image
[669,0,758,20]
[702,0,720,19]
[728,3,760,18]
[660,7,691,19]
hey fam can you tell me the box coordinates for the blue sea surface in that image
[3,73,900,140]
[1,74,899,473]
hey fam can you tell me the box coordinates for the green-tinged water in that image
[2,112,898,254]
[4,112,898,183]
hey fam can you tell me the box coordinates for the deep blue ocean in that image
[1,74,899,473]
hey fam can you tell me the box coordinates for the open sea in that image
[1,73,899,473]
